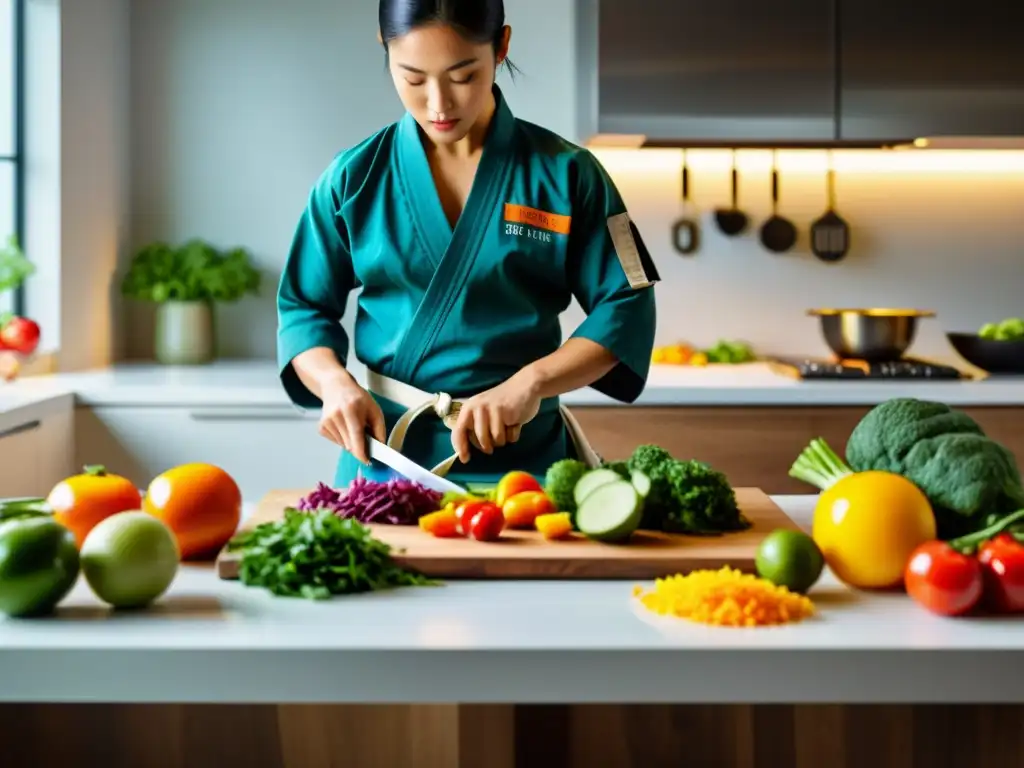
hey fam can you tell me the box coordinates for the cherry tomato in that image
[494,471,542,507]
[0,316,40,356]
[978,534,1024,613]
[468,502,505,542]
[904,540,983,616]
[454,501,486,536]
[501,491,557,529]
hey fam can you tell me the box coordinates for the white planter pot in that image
[154,300,214,365]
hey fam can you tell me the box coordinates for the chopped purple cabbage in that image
[296,478,442,525]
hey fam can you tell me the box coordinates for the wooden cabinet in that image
[74,406,342,499]
[71,401,1024,499]
[0,419,43,497]
[571,405,1024,494]
[0,406,74,498]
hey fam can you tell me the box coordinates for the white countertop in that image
[2,495,1022,704]
[3,359,1024,412]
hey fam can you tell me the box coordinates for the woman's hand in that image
[451,371,542,463]
[318,374,387,464]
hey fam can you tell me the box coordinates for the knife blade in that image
[366,437,468,495]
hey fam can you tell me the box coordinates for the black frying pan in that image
[714,149,748,236]
[759,150,797,253]
[671,150,700,254]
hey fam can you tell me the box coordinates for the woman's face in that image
[386,23,510,145]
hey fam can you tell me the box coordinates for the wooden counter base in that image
[2,703,1021,767]
[572,406,1024,494]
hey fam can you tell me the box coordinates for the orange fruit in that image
[812,470,936,590]
[142,463,242,560]
[494,471,543,507]
[48,465,143,548]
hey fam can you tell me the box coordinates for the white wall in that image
[124,0,576,361]
[120,0,1024,365]
[59,0,131,370]
[23,0,131,373]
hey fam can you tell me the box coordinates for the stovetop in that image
[769,356,968,380]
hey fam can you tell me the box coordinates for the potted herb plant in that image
[120,239,261,365]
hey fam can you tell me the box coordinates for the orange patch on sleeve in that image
[503,204,571,235]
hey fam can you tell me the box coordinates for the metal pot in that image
[807,308,935,362]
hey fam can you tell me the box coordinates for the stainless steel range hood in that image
[574,0,1024,150]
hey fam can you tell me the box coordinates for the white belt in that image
[365,370,602,477]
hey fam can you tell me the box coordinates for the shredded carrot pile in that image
[633,567,815,627]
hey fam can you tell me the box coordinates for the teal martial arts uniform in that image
[277,84,658,487]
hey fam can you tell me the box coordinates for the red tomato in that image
[494,471,543,507]
[468,502,505,542]
[0,316,40,355]
[978,534,1024,613]
[454,501,485,536]
[904,541,983,616]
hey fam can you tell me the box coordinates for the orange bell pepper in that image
[502,491,557,529]
[419,506,461,538]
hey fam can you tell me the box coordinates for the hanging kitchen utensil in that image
[671,150,700,254]
[759,149,797,253]
[714,149,748,236]
[810,151,851,263]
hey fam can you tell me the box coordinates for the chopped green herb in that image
[226,508,436,599]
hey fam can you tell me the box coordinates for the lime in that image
[755,528,825,594]
[0,516,80,618]
[80,511,179,609]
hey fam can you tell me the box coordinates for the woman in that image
[277,0,658,488]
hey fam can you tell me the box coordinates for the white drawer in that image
[75,406,339,501]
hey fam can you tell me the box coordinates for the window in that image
[0,0,23,316]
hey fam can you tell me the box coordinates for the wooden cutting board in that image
[216,488,803,580]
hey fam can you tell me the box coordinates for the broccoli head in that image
[600,460,631,480]
[840,397,1024,538]
[626,445,677,526]
[543,458,588,513]
[663,459,749,534]
[846,398,983,473]
[627,445,674,476]
[621,444,748,533]
[902,432,1024,535]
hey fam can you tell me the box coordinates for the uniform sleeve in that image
[276,164,356,409]
[566,152,658,403]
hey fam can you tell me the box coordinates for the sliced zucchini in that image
[575,479,643,543]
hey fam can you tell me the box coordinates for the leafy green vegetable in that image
[703,339,756,364]
[543,458,588,513]
[622,444,749,534]
[846,398,983,474]
[226,508,436,599]
[789,438,852,491]
[601,460,631,480]
[0,235,34,294]
[121,239,262,304]
[624,444,676,526]
[0,497,52,522]
[662,459,748,534]
[843,397,1024,538]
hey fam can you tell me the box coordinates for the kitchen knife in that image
[366,436,468,495]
